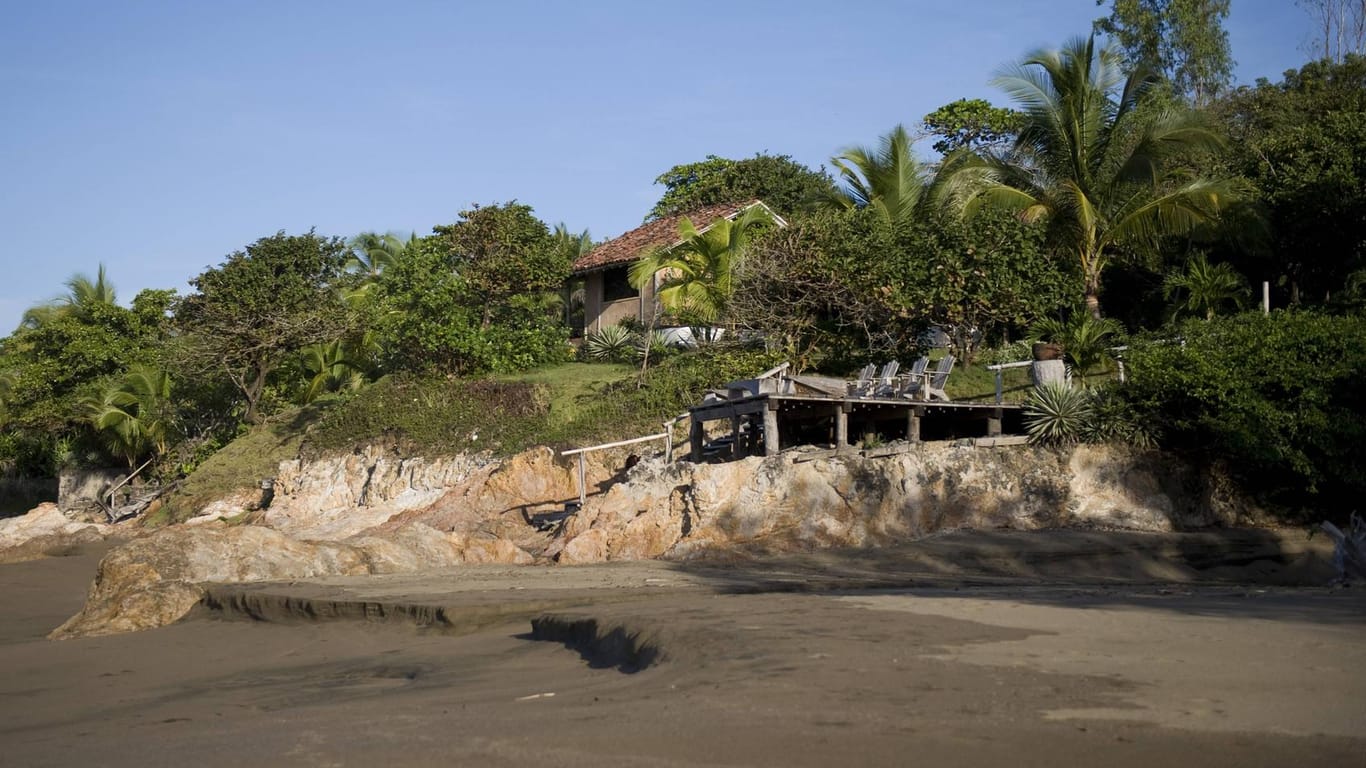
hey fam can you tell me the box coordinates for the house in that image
[570,199,786,336]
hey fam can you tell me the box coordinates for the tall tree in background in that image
[922,98,1023,155]
[647,154,834,220]
[1094,0,1233,105]
[943,35,1240,318]
[19,264,118,330]
[1298,0,1366,62]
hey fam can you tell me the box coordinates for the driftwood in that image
[1320,513,1366,583]
[99,483,176,524]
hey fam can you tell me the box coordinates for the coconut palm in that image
[942,35,1242,318]
[297,340,364,404]
[20,264,118,329]
[1164,252,1248,320]
[83,365,175,468]
[820,124,930,225]
[628,205,772,326]
[347,232,409,279]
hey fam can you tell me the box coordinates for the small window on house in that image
[602,266,638,302]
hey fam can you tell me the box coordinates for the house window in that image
[602,266,638,302]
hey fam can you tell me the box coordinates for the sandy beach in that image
[1,535,1363,767]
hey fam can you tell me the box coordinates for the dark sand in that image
[2,537,1364,767]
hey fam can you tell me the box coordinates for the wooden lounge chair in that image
[868,360,902,398]
[854,361,899,398]
[848,363,878,397]
[904,355,955,401]
[894,356,930,397]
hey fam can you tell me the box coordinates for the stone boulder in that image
[0,503,112,563]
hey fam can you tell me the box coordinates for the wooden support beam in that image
[909,405,923,443]
[763,403,779,456]
[690,418,704,462]
[988,407,1003,438]
[835,403,850,454]
[731,413,746,460]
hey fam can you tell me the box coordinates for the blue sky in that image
[0,1,1313,333]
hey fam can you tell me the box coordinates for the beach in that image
[2,535,1363,767]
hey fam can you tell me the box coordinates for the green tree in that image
[175,231,351,424]
[434,202,567,329]
[1094,0,1234,105]
[628,205,773,327]
[1163,252,1247,319]
[944,35,1241,318]
[922,98,1024,155]
[821,124,930,226]
[1215,56,1366,305]
[647,153,835,220]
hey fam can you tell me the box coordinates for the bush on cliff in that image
[1123,311,1366,515]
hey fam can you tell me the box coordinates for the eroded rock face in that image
[51,522,533,639]
[261,447,494,539]
[0,503,112,563]
[549,443,1252,564]
[54,441,1260,638]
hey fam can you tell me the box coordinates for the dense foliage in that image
[1122,312,1366,513]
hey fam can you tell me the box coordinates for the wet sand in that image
[2,539,1364,767]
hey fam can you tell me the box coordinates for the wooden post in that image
[731,413,746,459]
[909,405,922,443]
[577,453,587,508]
[763,401,779,456]
[835,402,850,453]
[988,407,1002,437]
[690,418,704,462]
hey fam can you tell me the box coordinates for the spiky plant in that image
[1024,381,1094,444]
[1163,252,1248,320]
[582,324,635,363]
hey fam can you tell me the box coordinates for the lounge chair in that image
[854,361,899,398]
[903,355,955,401]
[848,363,877,397]
[868,360,902,398]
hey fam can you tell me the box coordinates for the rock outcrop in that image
[548,443,1252,564]
[51,522,533,638]
[0,503,112,564]
[52,440,1264,638]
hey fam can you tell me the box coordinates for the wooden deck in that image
[687,393,1026,461]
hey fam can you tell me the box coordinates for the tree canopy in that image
[647,154,835,220]
[1093,0,1234,105]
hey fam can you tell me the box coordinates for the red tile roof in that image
[571,200,770,274]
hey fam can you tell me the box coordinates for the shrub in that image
[1122,311,1366,514]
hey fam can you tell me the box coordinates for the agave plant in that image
[582,325,635,363]
[1024,381,1093,445]
[633,329,675,364]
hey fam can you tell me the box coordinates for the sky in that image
[0,0,1317,333]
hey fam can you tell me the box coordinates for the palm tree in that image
[297,340,364,404]
[820,124,930,225]
[942,36,1241,318]
[347,232,409,279]
[1031,314,1124,375]
[628,205,772,326]
[1164,252,1248,320]
[83,365,175,469]
[20,264,118,329]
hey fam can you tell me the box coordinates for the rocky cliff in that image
[47,441,1262,638]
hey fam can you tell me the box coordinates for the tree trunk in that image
[242,365,270,425]
[1084,288,1103,320]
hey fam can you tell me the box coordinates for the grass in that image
[153,405,325,524]
[490,362,637,426]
